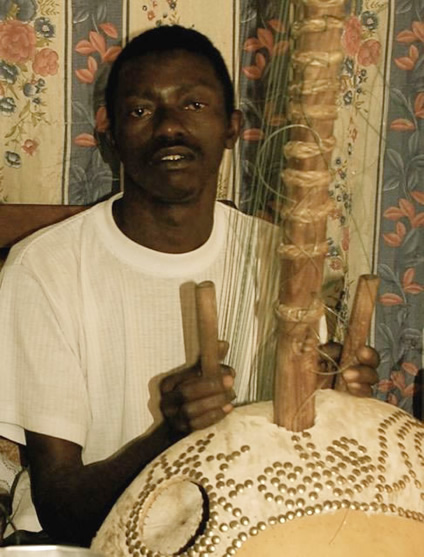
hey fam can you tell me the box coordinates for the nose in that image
[153,106,186,139]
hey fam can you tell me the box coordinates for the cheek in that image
[116,132,148,161]
[116,116,151,142]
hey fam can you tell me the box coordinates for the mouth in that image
[160,154,187,162]
[150,146,197,168]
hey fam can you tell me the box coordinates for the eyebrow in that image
[123,80,218,101]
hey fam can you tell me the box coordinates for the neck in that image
[113,187,216,254]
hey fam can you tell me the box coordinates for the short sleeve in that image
[0,262,90,447]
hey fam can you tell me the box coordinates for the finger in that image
[160,390,184,419]
[163,391,235,435]
[218,340,230,360]
[160,365,201,394]
[161,375,235,417]
[183,390,236,421]
[355,345,380,368]
[342,364,379,386]
[318,342,342,374]
[221,364,235,378]
[189,404,234,431]
[345,381,374,398]
[319,342,342,365]
[162,365,234,401]
[180,373,234,401]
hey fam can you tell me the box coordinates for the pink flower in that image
[22,139,38,156]
[329,258,343,271]
[75,68,95,84]
[379,293,404,306]
[402,362,419,376]
[33,48,59,77]
[329,207,342,221]
[102,46,122,63]
[99,23,119,40]
[341,227,350,251]
[95,106,109,133]
[358,39,381,66]
[242,64,263,80]
[74,133,97,147]
[0,20,36,63]
[377,379,394,393]
[89,31,106,56]
[387,393,398,406]
[342,16,362,56]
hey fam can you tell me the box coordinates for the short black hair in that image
[105,25,235,132]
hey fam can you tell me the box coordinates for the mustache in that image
[145,137,201,159]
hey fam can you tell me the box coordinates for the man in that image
[0,26,378,546]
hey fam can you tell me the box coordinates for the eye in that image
[129,106,152,119]
[185,101,206,111]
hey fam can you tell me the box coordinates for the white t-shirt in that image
[0,195,279,465]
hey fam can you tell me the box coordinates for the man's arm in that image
[25,341,376,547]
[26,424,170,547]
[26,348,236,547]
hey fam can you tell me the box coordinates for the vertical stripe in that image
[368,2,394,347]
[62,1,72,204]
[124,0,130,46]
[371,2,394,275]
[67,1,124,204]
[232,0,240,203]
[374,0,424,416]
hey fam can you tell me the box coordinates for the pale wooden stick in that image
[195,280,219,377]
[336,274,380,391]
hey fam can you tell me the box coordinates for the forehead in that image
[116,50,224,96]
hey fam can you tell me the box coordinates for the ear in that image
[104,128,116,151]
[224,109,243,150]
[97,128,120,170]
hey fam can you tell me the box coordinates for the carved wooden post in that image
[274,0,348,430]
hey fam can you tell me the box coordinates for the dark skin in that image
[111,50,241,254]
[24,50,379,547]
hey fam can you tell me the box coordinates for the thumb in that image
[218,340,229,360]
[319,341,342,367]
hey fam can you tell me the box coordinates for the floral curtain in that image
[373,0,424,417]
[0,0,238,203]
[0,0,423,417]
[238,0,424,419]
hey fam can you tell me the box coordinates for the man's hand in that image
[319,342,379,397]
[160,340,235,436]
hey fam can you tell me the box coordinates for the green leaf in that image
[383,176,401,192]
[408,131,420,157]
[4,125,18,139]
[409,154,424,168]
[19,100,31,118]
[390,88,411,112]
[386,148,405,173]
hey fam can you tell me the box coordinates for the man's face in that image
[112,50,240,204]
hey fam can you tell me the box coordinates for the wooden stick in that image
[195,280,219,377]
[274,0,347,431]
[336,274,380,391]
